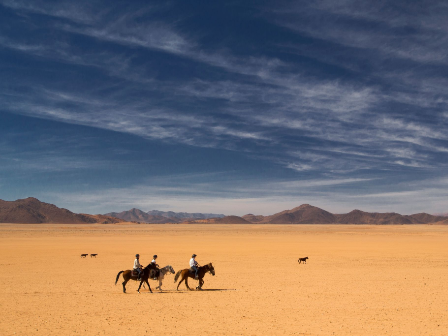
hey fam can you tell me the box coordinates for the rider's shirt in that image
[133,258,141,269]
[190,258,198,267]
[151,259,157,264]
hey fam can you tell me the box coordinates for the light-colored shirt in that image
[190,258,198,267]
[133,258,141,269]
[151,259,157,264]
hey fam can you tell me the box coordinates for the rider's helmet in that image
[135,254,140,258]
[153,255,157,258]
[192,254,197,258]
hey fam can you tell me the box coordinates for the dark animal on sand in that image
[298,257,308,264]
[115,263,158,293]
[174,263,215,291]
[81,254,88,258]
[90,254,98,258]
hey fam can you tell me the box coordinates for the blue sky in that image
[1,0,448,215]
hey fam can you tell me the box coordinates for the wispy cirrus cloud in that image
[1,0,448,215]
[268,0,448,64]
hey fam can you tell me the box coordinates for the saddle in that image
[132,269,140,277]
[149,269,160,279]
[188,268,196,277]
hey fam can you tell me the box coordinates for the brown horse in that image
[174,263,215,290]
[115,263,157,293]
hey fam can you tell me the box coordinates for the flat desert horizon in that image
[1,223,447,335]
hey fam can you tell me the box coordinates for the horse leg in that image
[146,279,153,293]
[137,279,143,293]
[199,278,204,289]
[122,279,129,293]
[177,274,185,291]
[185,276,193,291]
[156,279,162,291]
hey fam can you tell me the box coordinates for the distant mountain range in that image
[105,208,225,223]
[189,204,448,225]
[1,198,447,224]
[0,197,122,224]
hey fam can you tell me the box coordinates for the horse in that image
[90,254,98,258]
[151,265,175,291]
[298,257,308,264]
[174,263,215,291]
[115,263,157,293]
[80,254,88,258]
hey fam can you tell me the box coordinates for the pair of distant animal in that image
[81,254,97,258]
[298,257,308,264]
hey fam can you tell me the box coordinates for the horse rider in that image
[190,254,199,280]
[133,254,143,280]
[151,255,159,280]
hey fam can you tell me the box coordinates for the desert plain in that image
[0,223,447,335]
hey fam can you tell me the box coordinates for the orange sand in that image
[1,224,447,335]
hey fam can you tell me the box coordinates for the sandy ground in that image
[1,224,447,336]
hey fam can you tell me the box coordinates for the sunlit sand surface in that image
[1,224,447,335]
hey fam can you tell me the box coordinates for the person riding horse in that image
[151,254,159,280]
[133,254,143,280]
[190,254,199,279]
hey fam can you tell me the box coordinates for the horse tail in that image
[174,270,182,283]
[115,271,124,285]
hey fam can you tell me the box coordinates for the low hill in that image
[433,218,448,225]
[0,197,121,224]
[406,213,447,224]
[335,210,413,224]
[187,216,251,224]
[78,214,124,224]
[242,214,265,223]
[147,210,225,220]
[106,208,225,223]
[334,210,446,224]
[106,208,158,222]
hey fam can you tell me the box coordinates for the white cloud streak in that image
[1,0,448,176]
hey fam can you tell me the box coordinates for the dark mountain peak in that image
[348,209,367,214]
[263,204,335,224]
[21,197,41,202]
[129,208,146,214]
[290,204,314,211]
[0,197,118,224]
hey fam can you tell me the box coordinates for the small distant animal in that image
[90,254,98,258]
[81,254,88,258]
[298,257,308,264]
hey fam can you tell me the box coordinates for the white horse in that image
[153,265,175,291]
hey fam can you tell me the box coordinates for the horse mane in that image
[201,263,212,269]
